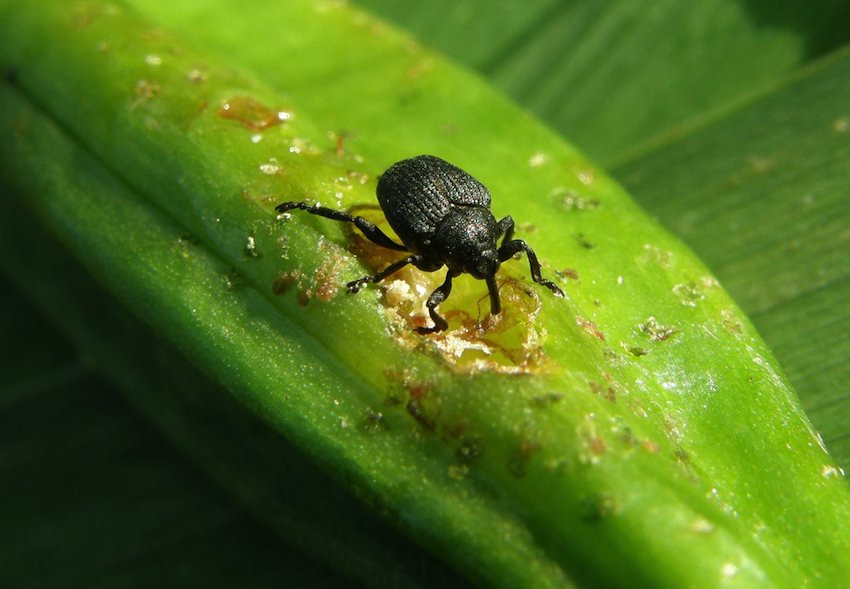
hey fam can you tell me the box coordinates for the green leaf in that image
[349,0,850,476]
[354,0,850,163]
[137,0,850,471]
[2,1,849,587]
[0,279,356,588]
[612,48,850,471]
[0,203,468,588]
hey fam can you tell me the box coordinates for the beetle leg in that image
[496,215,515,245]
[415,271,457,334]
[346,254,423,293]
[498,240,564,297]
[276,201,408,251]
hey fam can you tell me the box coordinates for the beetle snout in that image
[467,250,500,280]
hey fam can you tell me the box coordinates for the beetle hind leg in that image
[276,201,408,252]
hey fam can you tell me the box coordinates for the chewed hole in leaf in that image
[339,206,559,374]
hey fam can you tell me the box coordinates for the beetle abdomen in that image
[377,155,491,247]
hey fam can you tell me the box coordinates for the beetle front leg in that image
[496,215,515,245]
[498,240,564,297]
[415,271,457,334]
[347,254,422,293]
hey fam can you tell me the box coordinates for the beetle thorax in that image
[430,206,499,278]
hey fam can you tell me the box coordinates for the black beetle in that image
[276,154,564,334]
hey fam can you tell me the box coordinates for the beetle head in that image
[467,249,500,280]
